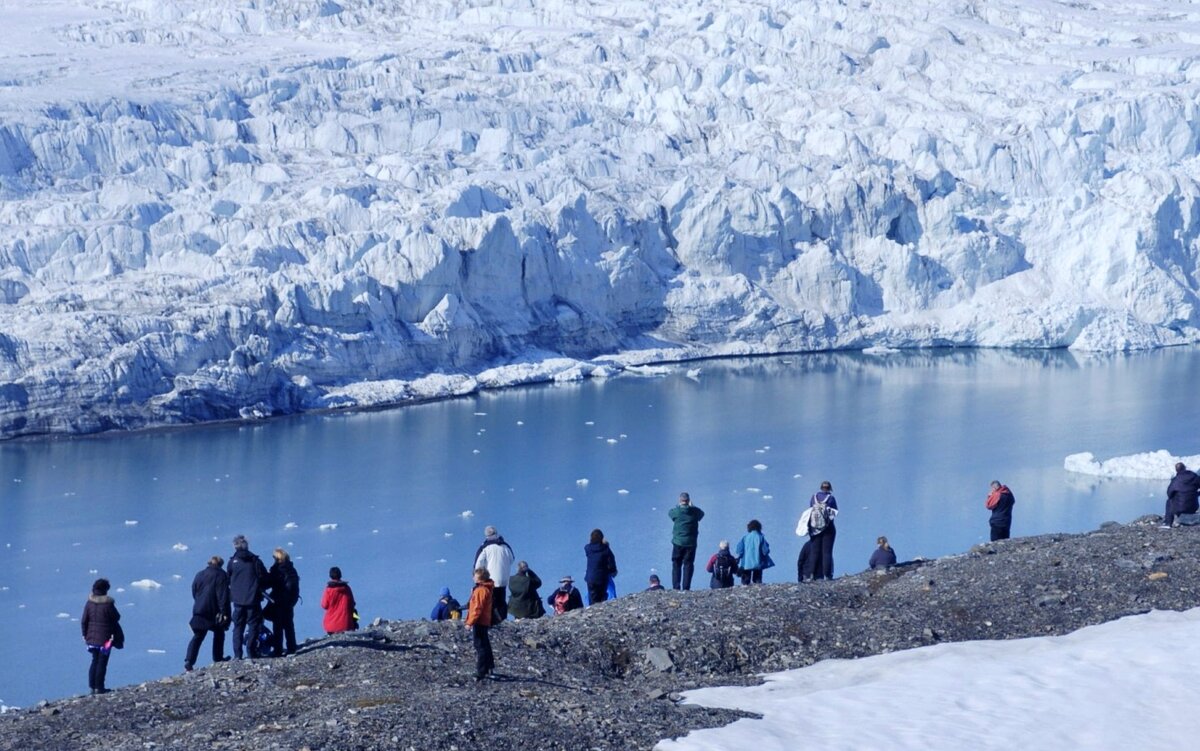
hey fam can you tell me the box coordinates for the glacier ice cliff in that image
[1,0,1199,437]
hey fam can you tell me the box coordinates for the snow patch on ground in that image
[660,608,1200,751]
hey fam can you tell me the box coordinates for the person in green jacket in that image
[668,492,705,590]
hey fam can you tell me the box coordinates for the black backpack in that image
[711,551,736,588]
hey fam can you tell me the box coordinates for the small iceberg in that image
[754,464,768,470]
[618,489,630,495]
[443,532,454,538]
[576,478,590,486]
[171,543,189,552]
[746,487,762,494]
[863,345,901,355]
[686,368,702,380]
[460,510,474,519]
[56,612,70,619]
[318,523,338,531]
[124,520,139,526]
[131,579,162,590]
[606,438,618,445]
[283,522,299,530]
[146,649,166,654]
[1064,450,1200,480]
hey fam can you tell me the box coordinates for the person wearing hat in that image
[81,578,123,694]
[430,586,462,621]
[546,575,583,614]
[668,491,705,590]
[473,526,515,620]
[226,535,269,659]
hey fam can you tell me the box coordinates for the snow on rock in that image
[130,579,162,590]
[1064,450,1200,480]
[2,0,1200,439]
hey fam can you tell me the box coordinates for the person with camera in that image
[185,555,231,671]
[668,491,705,590]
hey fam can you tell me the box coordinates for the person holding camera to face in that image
[668,492,705,590]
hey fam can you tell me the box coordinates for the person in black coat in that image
[267,548,301,656]
[868,536,897,570]
[985,481,1015,541]
[583,529,618,605]
[81,578,122,694]
[1164,462,1200,527]
[185,556,231,671]
[226,535,268,659]
[507,561,545,619]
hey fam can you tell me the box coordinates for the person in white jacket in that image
[473,526,515,620]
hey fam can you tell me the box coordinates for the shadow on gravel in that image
[297,636,439,655]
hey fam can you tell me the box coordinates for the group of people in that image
[82,465,1200,691]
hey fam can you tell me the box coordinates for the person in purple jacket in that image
[868,536,897,570]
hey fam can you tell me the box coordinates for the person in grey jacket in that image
[185,556,231,671]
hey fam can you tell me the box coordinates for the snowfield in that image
[660,608,1200,751]
[2,0,1200,437]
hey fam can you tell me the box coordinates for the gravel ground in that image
[4,516,1199,751]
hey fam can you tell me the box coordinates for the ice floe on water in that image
[618,489,630,495]
[460,510,474,519]
[55,613,69,619]
[862,345,901,355]
[284,522,298,530]
[318,523,338,531]
[1063,450,1200,480]
[576,479,590,486]
[171,543,189,552]
[124,520,138,526]
[130,579,161,590]
[753,464,768,470]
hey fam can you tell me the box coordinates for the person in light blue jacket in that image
[735,519,771,585]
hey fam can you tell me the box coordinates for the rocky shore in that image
[5,516,1199,751]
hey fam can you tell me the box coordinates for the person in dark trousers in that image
[800,481,839,580]
[226,534,268,659]
[1163,462,1200,528]
[584,529,618,605]
[321,566,357,634]
[645,574,665,591]
[547,575,584,614]
[81,578,122,694]
[735,520,771,585]
[473,526,515,621]
[507,561,545,619]
[430,587,462,621]
[668,492,705,590]
[185,556,230,671]
[985,480,1015,541]
[705,540,737,588]
[466,568,495,680]
[267,547,300,656]
[796,538,817,582]
[869,536,897,569]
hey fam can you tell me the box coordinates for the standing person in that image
[584,529,618,605]
[81,578,123,695]
[184,556,230,672]
[985,480,1015,541]
[465,568,495,681]
[226,535,268,659]
[705,541,737,589]
[546,575,584,614]
[1163,462,1200,528]
[473,526,515,620]
[321,566,357,634]
[267,548,300,656]
[668,492,705,590]
[800,481,839,581]
[735,520,771,585]
[507,561,545,619]
[869,536,897,570]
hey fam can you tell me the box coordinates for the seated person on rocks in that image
[546,575,584,614]
[869,536,897,569]
[645,574,665,591]
[430,587,462,621]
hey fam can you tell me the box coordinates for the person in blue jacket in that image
[584,529,618,605]
[868,536,897,569]
[736,520,771,584]
[430,587,461,621]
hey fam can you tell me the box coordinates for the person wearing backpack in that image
[266,548,300,656]
[584,529,618,605]
[431,586,463,621]
[507,561,545,619]
[736,520,772,584]
[546,575,584,614]
[797,481,839,581]
[705,541,737,589]
[985,480,1015,540]
[185,555,231,672]
[321,566,357,634]
[226,535,269,659]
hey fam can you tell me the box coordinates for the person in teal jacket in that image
[735,519,771,585]
[668,492,705,590]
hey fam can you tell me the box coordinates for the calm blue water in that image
[2,347,1198,707]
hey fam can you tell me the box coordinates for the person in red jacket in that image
[321,566,357,634]
[465,567,495,680]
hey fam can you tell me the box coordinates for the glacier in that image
[2,0,1200,438]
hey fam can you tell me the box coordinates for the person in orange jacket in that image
[321,566,357,634]
[465,567,495,680]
